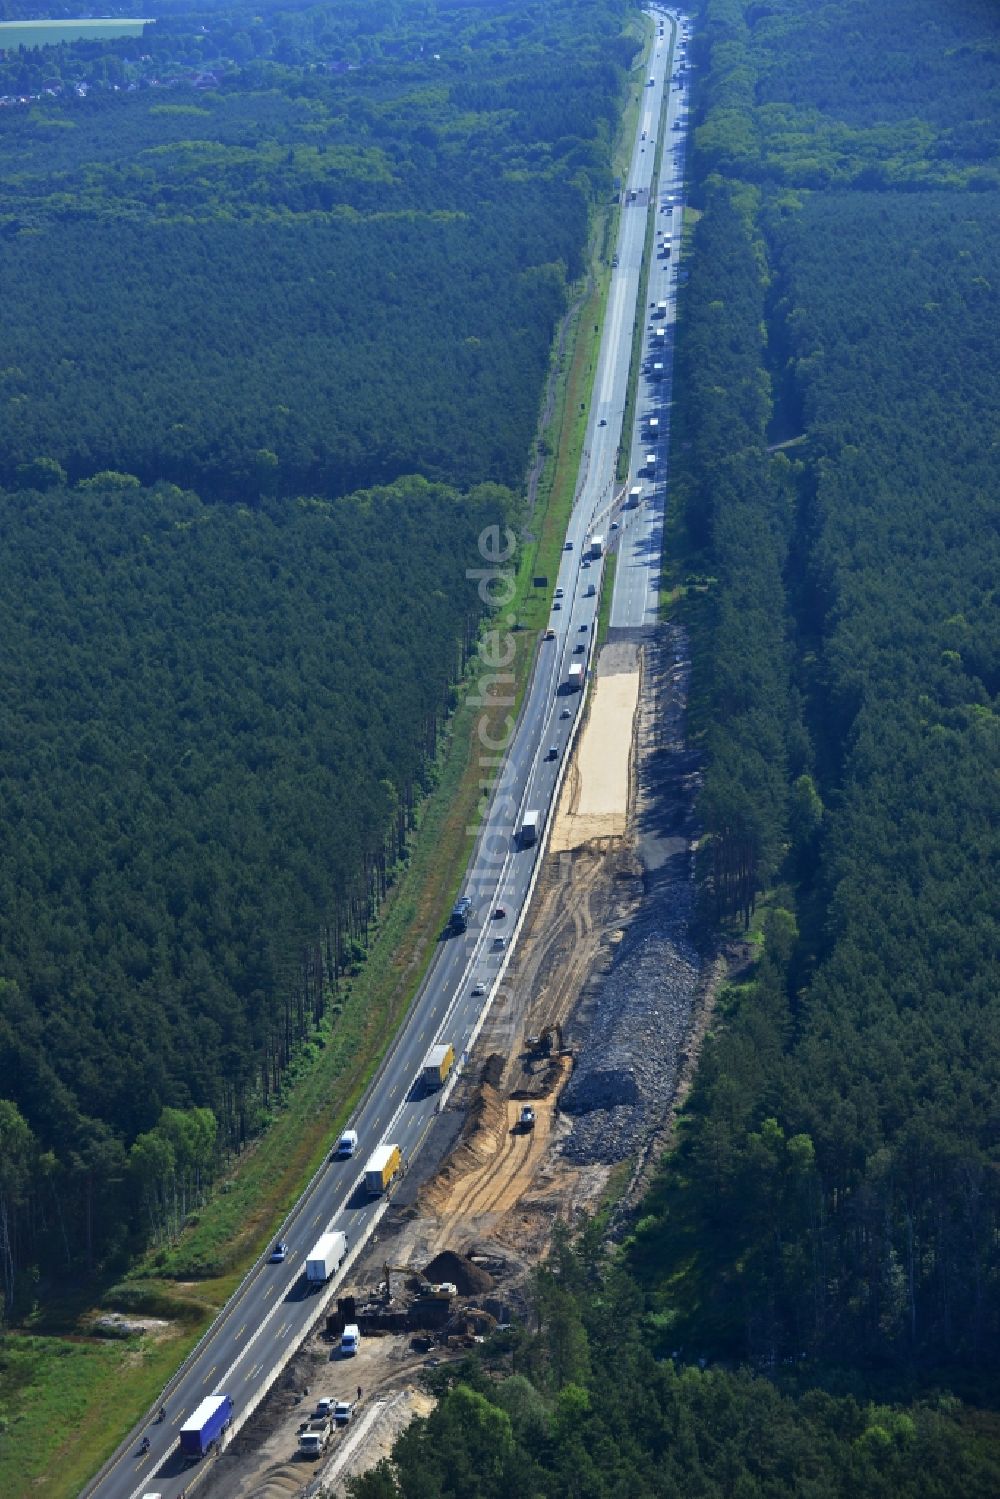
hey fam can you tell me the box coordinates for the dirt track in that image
[203,626,707,1498]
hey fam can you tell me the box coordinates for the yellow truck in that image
[363,1143,402,1195]
[422,1042,455,1091]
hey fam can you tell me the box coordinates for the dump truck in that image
[298,1418,331,1458]
[306,1230,348,1285]
[364,1143,402,1195]
[422,1042,455,1090]
[520,808,541,846]
[180,1394,233,1459]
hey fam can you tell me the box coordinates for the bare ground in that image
[199,624,716,1498]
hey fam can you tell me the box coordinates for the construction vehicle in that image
[383,1262,414,1302]
[298,1417,331,1458]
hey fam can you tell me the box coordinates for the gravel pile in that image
[560,911,699,1164]
[561,623,701,1167]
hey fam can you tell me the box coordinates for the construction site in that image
[202,624,715,1499]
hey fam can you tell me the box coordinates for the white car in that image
[472,980,486,996]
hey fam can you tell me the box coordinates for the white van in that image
[334,1129,358,1159]
[340,1323,361,1356]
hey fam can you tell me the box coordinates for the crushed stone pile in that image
[560,884,699,1166]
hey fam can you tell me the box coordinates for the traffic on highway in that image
[86,12,689,1498]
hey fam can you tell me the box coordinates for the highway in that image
[89,12,688,1499]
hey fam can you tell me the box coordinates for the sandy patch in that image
[550,669,640,849]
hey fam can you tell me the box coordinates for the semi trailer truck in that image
[422,1042,455,1090]
[306,1230,348,1285]
[180,1394,234,1459]
[364,1143,402,1195]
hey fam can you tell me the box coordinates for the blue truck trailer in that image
[179,1393,233,1458]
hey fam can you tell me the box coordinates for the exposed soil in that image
[200,623,716,1498]
[549,665,640,848]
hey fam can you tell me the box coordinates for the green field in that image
[0,19,151,49]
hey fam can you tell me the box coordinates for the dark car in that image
[494,906,507,920]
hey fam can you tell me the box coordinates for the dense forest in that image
[0,0,634,500]
[639,0,1000,1376]
[0,0,639,1312]
[0,476,499,1297]
[346,1238,1000,1499]
[350,0,1000,1489]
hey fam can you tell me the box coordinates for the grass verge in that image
[3,85,647,1499]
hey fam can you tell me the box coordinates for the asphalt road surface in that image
[87,12,688,1499]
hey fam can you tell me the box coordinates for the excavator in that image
[383,1263,456,1303]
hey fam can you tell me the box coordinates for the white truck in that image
[567,663,585,692]
[589,534,604,559]
[298,1418,331,1458]
[520,808,541,846]
[306,1230,348,1285]
[645,452,657,475]
[629,485,643,507]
